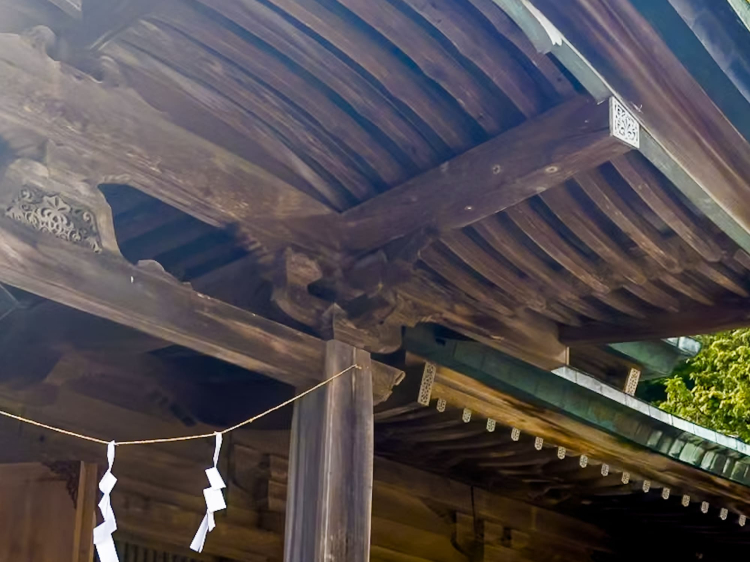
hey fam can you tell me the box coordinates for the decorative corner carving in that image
[609,97,639,148]
[624,367,641,396]
[418,362,437,406]
[0,159,121,255]
[6,187,103,252]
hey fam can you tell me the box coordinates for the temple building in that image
[0,0,750,560]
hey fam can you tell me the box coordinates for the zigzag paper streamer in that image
[191,432,226,553]
[93,441,119,562]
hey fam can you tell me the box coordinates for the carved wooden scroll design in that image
[610,97,639,148]
[0,159,121,255]
[6,187,103,253]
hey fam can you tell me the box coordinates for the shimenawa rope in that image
[0,364,360,447]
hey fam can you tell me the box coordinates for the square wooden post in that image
[283,340,373,562]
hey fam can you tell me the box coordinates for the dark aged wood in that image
[527,0,750,249]
[415,355,750,513]
[336,0,513,136]
[184,0,443,175]
[560,300,750,345]
[123,11,404,199]
[610,153,723,262]
[0,209,407,391]
[340,96,632,252]
[0,30,335,253]
[0,362,617,562]
[72,462,98,562]
[284,341,373,562]
[0,212,325,386]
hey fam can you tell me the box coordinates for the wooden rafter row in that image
[414,357,750,511]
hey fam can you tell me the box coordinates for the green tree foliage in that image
[659,329,750,441]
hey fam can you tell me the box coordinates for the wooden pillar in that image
[284,340,373,562]
[0,461,98,562]
[72,462,99,562]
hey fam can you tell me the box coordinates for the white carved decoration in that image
[418,363,436,406]
[624,368,641,396]
[6,187,102,252]
[610,97,640,148]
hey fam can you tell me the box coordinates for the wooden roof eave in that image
[404,325,750,512]
[516,0,750,257]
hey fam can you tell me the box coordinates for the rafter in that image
[0,31,335,254]
[526,0,750,255]
[559,301,750,346]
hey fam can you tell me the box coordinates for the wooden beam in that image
[0,31,335,253]
[340,95,633,252]
[0,213,325,387]
[559,301,750,345]
[284,341,374,562]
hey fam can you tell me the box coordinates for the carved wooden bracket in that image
[372,361,405,406]
[270,248,413,353]
[271,248,330,333]
[0,159,121,255]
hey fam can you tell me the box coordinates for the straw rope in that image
[0,364,360,447]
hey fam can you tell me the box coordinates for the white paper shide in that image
[191,432,227,552]
[93,441,119,562]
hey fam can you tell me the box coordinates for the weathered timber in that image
[251,0,477,153]
[610,153,722,262]
[340,96,632,252]
[0,30,335,252]
[559,300,750,345]
[527,0,750,256]
[0,175,407,389]
[72,462,98,562]
[0,213,325,386]
[284,341,373,562]
[386,0,545,119]
[190,0,444,173]
[0,462,94,562]
[336,0,515,135]
[405,345,750,512]
[0,353,618,562]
